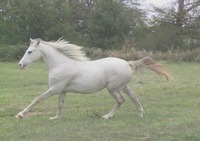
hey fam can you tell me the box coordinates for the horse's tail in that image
[128,56,174,82]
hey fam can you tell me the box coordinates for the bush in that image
[0,44,27,61]
[84,45,200,62]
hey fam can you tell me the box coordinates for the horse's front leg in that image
[15,89,56,119]
[49,93,66,120]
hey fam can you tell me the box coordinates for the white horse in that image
[16,38,173,120]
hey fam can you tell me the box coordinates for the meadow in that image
[0,61,200,141]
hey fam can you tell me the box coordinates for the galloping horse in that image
[16,38,173,119]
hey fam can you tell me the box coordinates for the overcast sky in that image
[142,0,174,18]
[145,0,173,7]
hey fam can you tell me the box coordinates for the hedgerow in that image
[1,44,200,62]
[0,44,27,61]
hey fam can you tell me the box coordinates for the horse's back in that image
[94,57,131,72]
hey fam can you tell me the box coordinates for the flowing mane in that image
[44,39,89,61]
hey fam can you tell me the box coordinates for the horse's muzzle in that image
[18,63,26,69]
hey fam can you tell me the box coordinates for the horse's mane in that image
[33,38,90,61]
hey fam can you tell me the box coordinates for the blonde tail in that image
[129,56,174,82]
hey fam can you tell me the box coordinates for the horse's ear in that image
[30,38,34,44]
[30,39,40,46]
[30,38,33,41]
[35,40,40,46]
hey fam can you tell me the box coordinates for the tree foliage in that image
[88,0,128,48]
[0,0,145,48]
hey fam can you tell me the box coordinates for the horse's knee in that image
[117,96,125,105]
[33,96,42,104]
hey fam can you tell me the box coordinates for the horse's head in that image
[19,38,42,69]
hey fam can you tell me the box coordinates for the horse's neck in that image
[39,45,73,70]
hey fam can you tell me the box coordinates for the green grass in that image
[0,61,200,141]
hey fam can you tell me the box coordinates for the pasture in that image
[0,61,200,141]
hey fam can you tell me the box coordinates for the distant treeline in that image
[0,0,200,52]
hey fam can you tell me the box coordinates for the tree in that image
[176,0,200,27]
[139,0,200,51]
[87,0,146,49]
[175,0,200,48]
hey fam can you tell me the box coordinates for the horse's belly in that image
[65,76,106,94]
[65,83,105,94]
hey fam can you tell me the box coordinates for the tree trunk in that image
[176,0,185,27]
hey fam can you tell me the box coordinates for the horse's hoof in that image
[15,114,24,119]
[102,115,112,119]
[49,116,59,120]
[140,110,144,117]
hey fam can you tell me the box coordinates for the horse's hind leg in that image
[49,93,66,120]
[123,85,144,117]
[103,90,125,119]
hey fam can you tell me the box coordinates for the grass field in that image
[0,61,200,141]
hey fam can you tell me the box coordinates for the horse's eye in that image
[28,51,32,54]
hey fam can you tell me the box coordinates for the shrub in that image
[0,44,27,61]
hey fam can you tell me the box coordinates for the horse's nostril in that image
[19,63,21,66]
